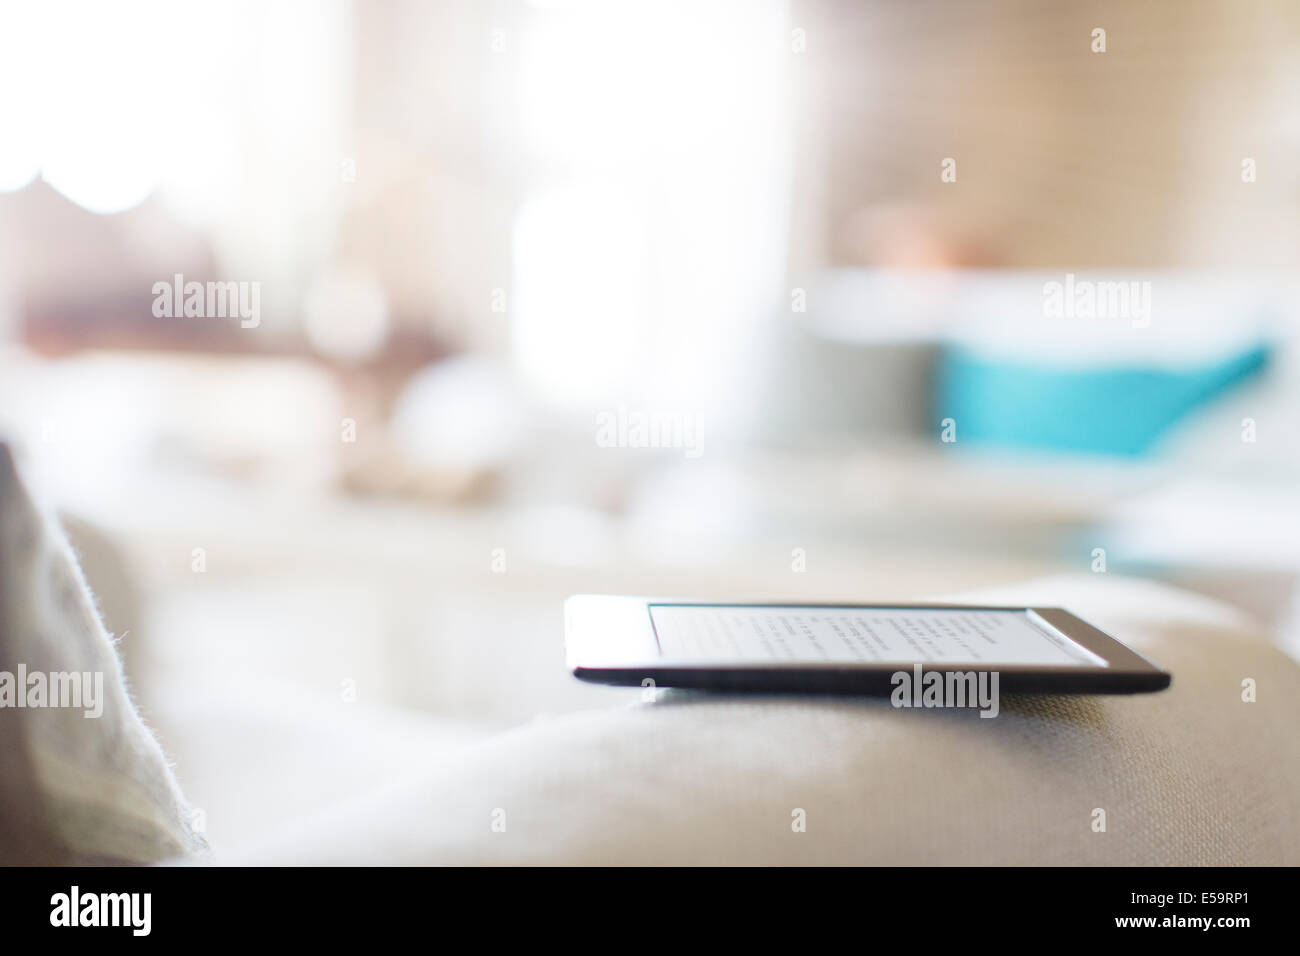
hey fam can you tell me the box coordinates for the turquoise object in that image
[936,342,1271,457]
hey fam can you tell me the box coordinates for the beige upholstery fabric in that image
[0,445,207,864]
[236,576,1300,865]
[3,435,1296,865]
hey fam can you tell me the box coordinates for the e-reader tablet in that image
[565,597,1170,695]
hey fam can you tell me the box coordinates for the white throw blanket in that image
[0,444,207,864]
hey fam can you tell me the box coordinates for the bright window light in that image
[509,0,792,423]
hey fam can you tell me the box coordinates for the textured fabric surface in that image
[0,445,207,865]
[235,575,1300,865]
[4,429,1295,865]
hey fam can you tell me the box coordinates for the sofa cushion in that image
[234,575,1300,865]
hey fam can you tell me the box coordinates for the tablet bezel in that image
[564,595,1171,694]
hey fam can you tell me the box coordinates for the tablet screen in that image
[647,605,1107,667]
